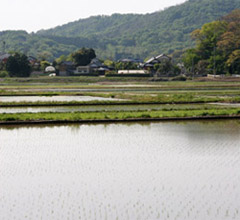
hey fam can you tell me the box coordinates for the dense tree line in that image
[183,9,240,75]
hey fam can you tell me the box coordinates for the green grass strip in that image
[1,108,240,122]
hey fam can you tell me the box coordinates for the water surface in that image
[0,104,191,113]
[0,120,240,220]
[0,95,118,103]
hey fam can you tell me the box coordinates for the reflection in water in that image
[0,120,240,220]
[0,104,188,114]
[0,95,118,103]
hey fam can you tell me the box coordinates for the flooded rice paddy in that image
[0,120,240,220]
[0,95,118,103]
[0,104,194,113]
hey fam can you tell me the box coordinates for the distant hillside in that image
[1,0,240,60]
[0,31,96,60]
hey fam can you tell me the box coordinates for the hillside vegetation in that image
[0,0,240,60]
[183,9,240,74]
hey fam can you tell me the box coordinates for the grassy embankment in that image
[1,92,240,107]
[1,108,240,123]
[1,102,240,123]
[1,75,240,84]
[1,78,240,105]
[1,77,240,123]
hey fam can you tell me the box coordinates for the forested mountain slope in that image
[1,0,240,60]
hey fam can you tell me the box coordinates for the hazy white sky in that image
[1,0,187,32]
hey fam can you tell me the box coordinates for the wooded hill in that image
[183,9,240,75]
[1,0,240,61]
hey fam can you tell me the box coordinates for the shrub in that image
[0,71,9,78]
[171,75,187,81]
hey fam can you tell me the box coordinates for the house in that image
[28,56,40,71]
[58,61,75,76]
[142,54,171,68]
[89,58,103,68]
[89,58,110,75]
[74,66,92,74]
[0,53,11,63]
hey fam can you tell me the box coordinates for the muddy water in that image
[0,121,240,220]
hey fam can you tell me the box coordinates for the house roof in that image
[0,53,11,61]
[144,64,154,67]
[145,57,156,64]
[144,54,171,66]
[90,58,103,67]
[155,54,171,60]
[89,64,98,68]
[98,67,109,71]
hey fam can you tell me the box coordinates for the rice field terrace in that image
[0,77,240,123]
[1,121,240,220]
[1,76,240,220]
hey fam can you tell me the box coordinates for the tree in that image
[55,55,67,64]
[115,61,138,70]
[37,51,53,61]
[40,61,51,71]
[218,9,240,57]
[70,48,96,66]
[182,49,200,73]
[196,60,210,75]
[191,21,227,60]
[182,14,238,75]
[153,60,180,76]
[226,49,240,74]
[104,59,115,68]
[6,53,31,77]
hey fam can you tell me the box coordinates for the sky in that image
[1,0,187,33]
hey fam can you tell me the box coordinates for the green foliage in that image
[115,62,139,70]
[70,48,96,66]
[40,61,51,71]
[171,75,187,81]
[192,21,227,59]
[1,107,240,122]
[6,53,31,77]
[0,70,8,78]
[154,61,171,75]
[182,49,200,73]
[37,51,53,61]
[55,55,68,64]
[183,9,240,75]
[153,61,180,76]
[226,49,240,74]
[104,60,115,68]
[0,0,240,60]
